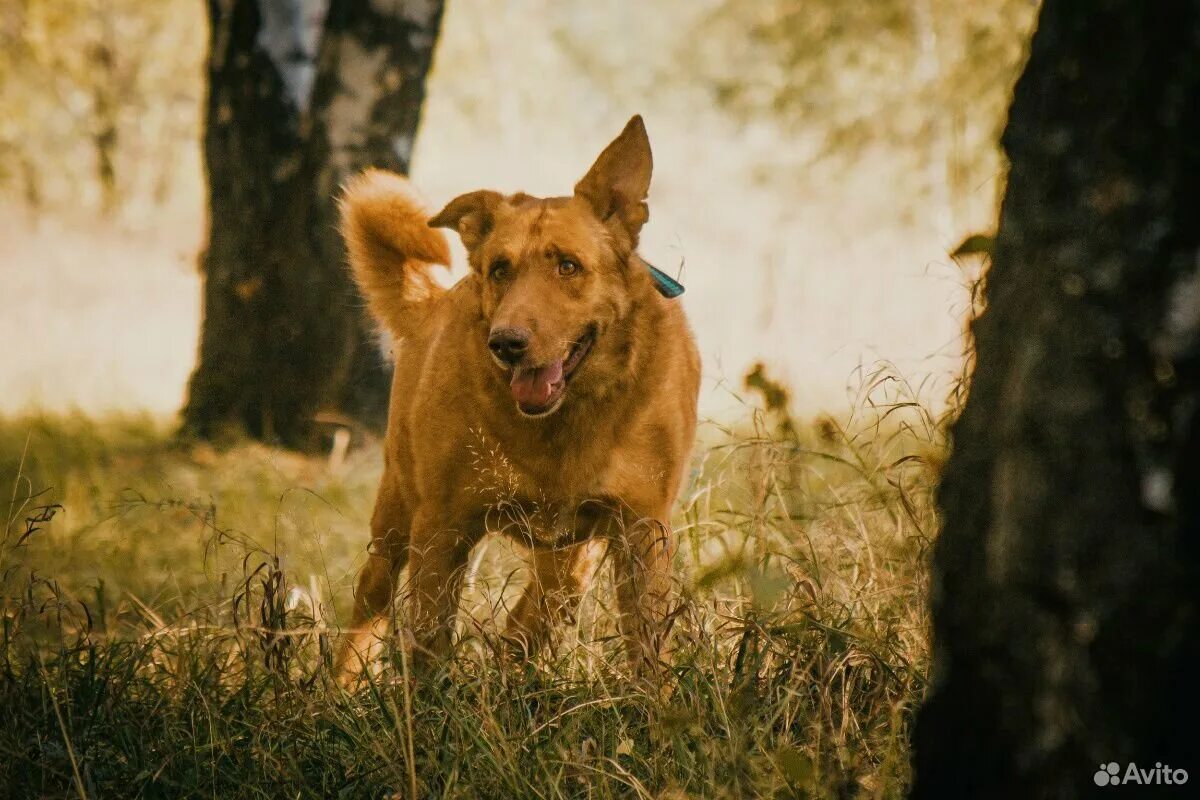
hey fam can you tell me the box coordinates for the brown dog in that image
[336,116,700,681]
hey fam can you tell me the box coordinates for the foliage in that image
[685,0,1039,201]
[0,0,203,214]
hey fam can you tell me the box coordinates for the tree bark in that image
[912,3,1200,798]
[184,0,444,447]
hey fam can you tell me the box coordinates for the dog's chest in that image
[461,429,619,546]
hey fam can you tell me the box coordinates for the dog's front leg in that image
[406,508,477,671]
[611,514,677,677]
[504,540,603,660]
[337,497,411,685]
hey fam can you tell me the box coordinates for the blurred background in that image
[9,6,1197,796]
[0,0,1037,421]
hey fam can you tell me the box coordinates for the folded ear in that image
[574,115,653,246]
[428,189,505,250]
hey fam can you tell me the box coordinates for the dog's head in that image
[430,116,654,418]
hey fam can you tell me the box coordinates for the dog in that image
[335,116,700,681]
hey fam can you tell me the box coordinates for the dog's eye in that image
[558,258,581,277]
[488,259,511,281]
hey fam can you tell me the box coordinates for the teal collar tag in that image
[640,257,685,298]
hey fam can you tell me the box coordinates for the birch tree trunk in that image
[912,2,1200,797]
[184,0,444,447]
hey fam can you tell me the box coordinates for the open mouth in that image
[507,326,596,417]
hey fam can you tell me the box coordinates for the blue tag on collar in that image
[640,257,685,298]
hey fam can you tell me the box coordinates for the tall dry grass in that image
[1,368,939,799]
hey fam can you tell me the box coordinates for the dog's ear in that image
[429,190,505,250]
[574,115,653,245]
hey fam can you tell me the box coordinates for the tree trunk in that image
[184,0,444,448]
[912,3,1200,798]
[89,38,119,216]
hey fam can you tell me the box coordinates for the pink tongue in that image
[510,360,564,408]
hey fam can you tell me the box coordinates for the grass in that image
[0,372,940,799]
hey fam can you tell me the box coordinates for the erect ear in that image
[573,115,653,245]
[428,189,505,250]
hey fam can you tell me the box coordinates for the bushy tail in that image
[339,169,451,338]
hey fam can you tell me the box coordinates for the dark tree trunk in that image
[912,3,1200,798]
[89,38,119,216]
[184,0,444,448]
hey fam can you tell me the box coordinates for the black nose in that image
[488,327,530,365]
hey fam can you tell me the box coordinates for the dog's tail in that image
[339,169,452,338]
